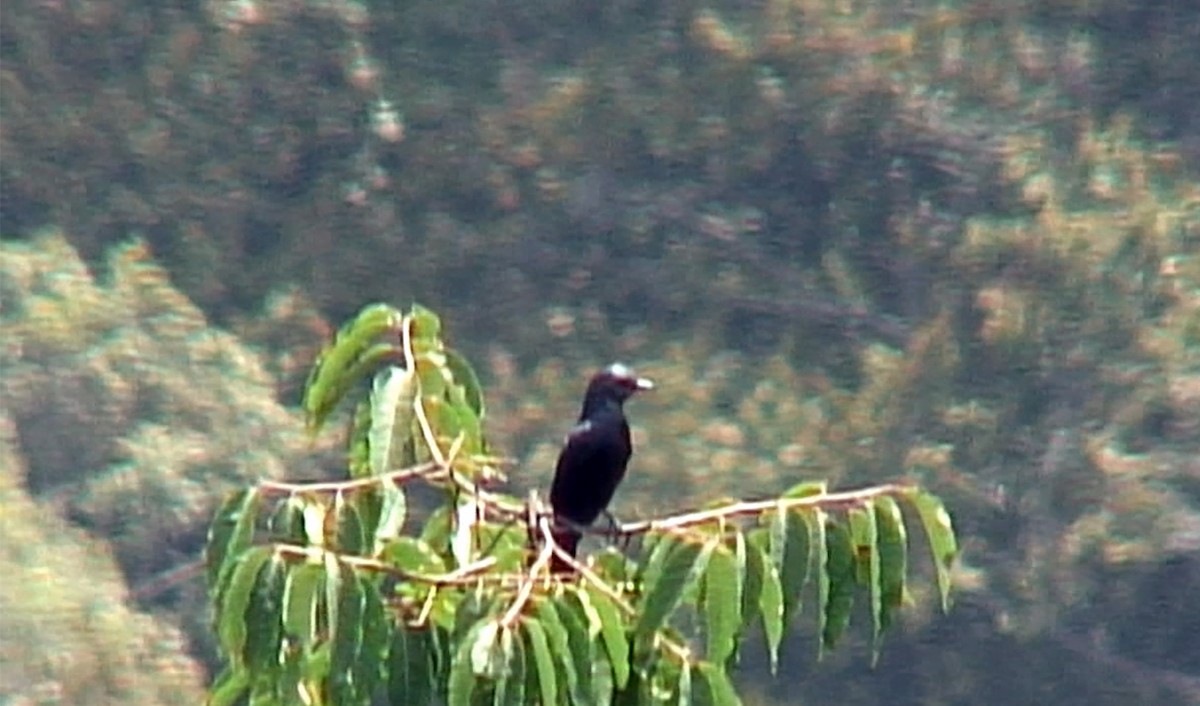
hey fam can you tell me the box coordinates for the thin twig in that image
[618,483,909,535]
[257,461,442,495]
[500,517,556,627]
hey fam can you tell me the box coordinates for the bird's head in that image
[586,363,654,406]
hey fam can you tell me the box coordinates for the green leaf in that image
[695,661,742,706]
[492,625,525,706]
[534,600,580,703]
[905,488,958,612]
[207,666,250,706]
[770,505,811,626]
[782,480,827,499]
[304,303,404,435]
[703,544,740,665]
[447,620,485,706]
[242,551,287,674]
[808,508,829,659]
[328,565,368,706]
[206,488,261,592]
[822,518,856,651]
[384,536,448,576]
[522,618,559,706]
[372,479,408,557]
[583,585,630,689]
[874,495,908,636]
[322,554,344,650]
[215,545,273,668]
[445,346,486,419]
[268,494,308,545]
[747,532,783,673]
[283,562,324,653]
[334,491,366,555]
[389,624,436,706]
[676,660,692,706]
[849,501,882,662]
[468,621,503,678]
[635,537,712,643]
[368,365,417,476]
[555,592,596,701]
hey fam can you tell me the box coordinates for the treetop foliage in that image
[205,303,959,706]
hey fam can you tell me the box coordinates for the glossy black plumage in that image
[549,364,652,571]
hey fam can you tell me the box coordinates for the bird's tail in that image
[549,525,581,573]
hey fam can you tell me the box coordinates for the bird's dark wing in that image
[549,417,632,526]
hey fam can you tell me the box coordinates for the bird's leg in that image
[600,510,632,551]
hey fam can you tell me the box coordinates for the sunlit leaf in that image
[676,659,692,706]
[905,488,958,612]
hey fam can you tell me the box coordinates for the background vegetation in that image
[1,0,1198,704]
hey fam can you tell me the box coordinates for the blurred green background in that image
[2,0,1198,703]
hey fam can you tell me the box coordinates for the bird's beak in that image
[635,377,654,391]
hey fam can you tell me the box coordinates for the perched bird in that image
[549,364,653,572]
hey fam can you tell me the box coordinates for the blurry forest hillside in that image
[2,0,1200,704]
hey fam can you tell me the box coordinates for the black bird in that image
[549,364,653,572]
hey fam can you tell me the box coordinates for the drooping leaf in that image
[583,585,630,689]
[328,564,368,706]
[334,491,367,555]
[635,537,712,644]
[368,365,417,477]
[848,501,882,661]
[206,666,250,706]
[388,624,436,706]
[268,494,308,546]
[283,562,324,654]
[216,546,273,669]
[809,507,829,658]
[676,660,693,706]
[703,544,740,665]
[770,505,811,627]
[695,660,742,706]
[905,488,958,612]
[534,600,580,703]
[747,531,783,673]
[243,553,287,675]
[206,488,261,591]
[304,303,404,435]
[492,625,525,706]
[372,479,408,557]
[555,592,597,701]
[822,518,857,651]
[468,621,503,678]
[522,618,559,706]
[444,347,486,418]
[874,495,909,636]
[447,620,486,706]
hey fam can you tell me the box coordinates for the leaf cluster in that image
[205,304,959,706]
